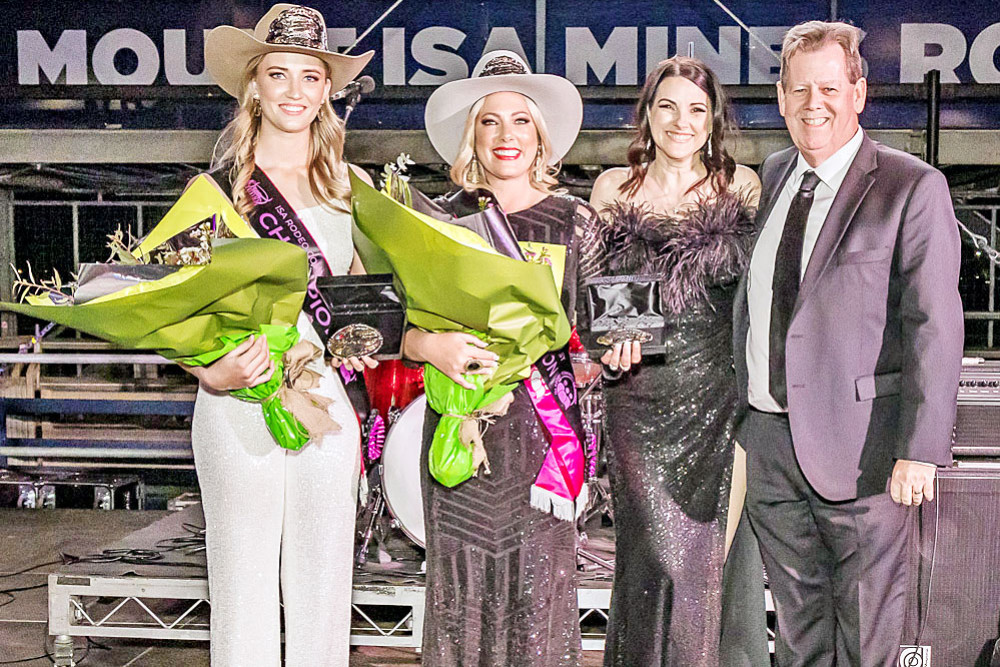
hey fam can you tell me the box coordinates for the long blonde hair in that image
[449,95,561,193]
[211,54,351,218]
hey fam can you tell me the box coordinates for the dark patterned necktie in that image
[769,170,821,408]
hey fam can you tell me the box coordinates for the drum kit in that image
[354,360,427,566]
[354,356,615,573]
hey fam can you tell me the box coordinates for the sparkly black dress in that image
[594,191,769,667]
[419,192,601,667]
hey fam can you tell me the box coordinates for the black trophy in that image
[582,274,667,357]
[314,274,407,360]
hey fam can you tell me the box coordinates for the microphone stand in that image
[343,88,364,124]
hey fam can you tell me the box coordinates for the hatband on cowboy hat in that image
[205,3,374,99]
[424,50,582,166]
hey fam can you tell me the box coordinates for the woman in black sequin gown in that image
[403,51,601,667]
[587,57,769,667]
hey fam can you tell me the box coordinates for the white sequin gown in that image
[191,206,361,667]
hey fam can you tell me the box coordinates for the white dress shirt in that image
[746,127,865,412]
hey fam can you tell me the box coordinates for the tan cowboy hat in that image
[424,50,583,165]
[205,3,374,99]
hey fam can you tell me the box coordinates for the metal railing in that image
[956,201,1000,353]
[9,198,172,271]
[5,194,1000,351]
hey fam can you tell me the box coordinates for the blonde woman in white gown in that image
[185,5,375,666]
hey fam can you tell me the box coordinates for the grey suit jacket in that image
[733,132,964,501]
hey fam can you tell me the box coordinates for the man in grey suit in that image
[733,20,964,666]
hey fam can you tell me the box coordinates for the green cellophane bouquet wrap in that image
[423,365,515,487]
[350,170,569,486]
[0,175,326,451]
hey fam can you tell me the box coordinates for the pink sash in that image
[524,349,588,520]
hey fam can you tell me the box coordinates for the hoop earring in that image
[467,153,481,184]
[533,147,546,183]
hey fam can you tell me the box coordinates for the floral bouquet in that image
[350,168,569,486]
[0,175,335,451]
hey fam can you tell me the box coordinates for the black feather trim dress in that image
[593,191,769,667]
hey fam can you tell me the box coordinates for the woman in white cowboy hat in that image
[404,50,602,666]
[189,5,374,666]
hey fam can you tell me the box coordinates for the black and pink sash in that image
[244,167,369,417]
[526,345,588,519]
[245,166,336,340]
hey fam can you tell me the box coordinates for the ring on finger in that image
[464,359,483,373]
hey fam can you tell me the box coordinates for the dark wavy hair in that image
[619,56,737,199]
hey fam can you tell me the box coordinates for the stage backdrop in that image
[1,0,999,129]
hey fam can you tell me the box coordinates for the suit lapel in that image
[792,134,878,317]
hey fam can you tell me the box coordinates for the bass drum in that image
[380,394,427,547]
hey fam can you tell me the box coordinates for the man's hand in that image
[890,459,936,506]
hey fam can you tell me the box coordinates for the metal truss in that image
[348,584,425,647]
[48,574,612,650]
[577,587,611,651]
[48,568,780,663]
[48,574,210,641]
[956,202,1000,350]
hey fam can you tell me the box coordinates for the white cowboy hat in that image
[424,50,583,165]
[205,3,373,99]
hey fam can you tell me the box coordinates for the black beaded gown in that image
[419,191,601,667]
[594,190,769,667]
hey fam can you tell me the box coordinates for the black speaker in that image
[955,362,1000,457]
[953,404,1000,457]
[905,466,1000,667]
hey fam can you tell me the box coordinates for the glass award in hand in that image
[583,274,667,357]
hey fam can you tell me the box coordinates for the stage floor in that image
[0,506,610,666]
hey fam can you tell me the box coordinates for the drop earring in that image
[468,153,481,184]
[533,146,545,182]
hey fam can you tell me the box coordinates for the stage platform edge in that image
[48,574,613,650]
[46,503,614,651]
